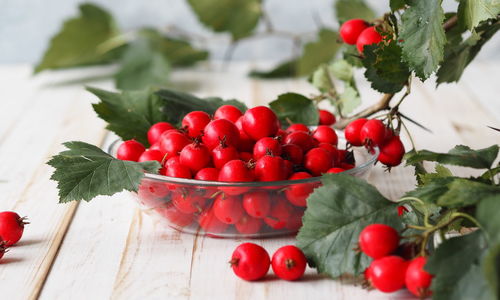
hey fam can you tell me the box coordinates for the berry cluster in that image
[339,19,382,54]
[116,105,356,236]
[358,224,433,298]
[0,211,28,261]
[344,118,405,167]
[230,243,307,281]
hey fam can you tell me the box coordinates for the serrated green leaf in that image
[310,66,332,93]
[481,166,500,181]
[297,29,342,76]
[458,0,500,31]
[137,28,209,67]
[269,93,319,125]
[338,84,361,115]
[115,38,170,90]
[329,59,354,82]
[437,22,500,84]
[248,59,298,78]
[404,176,455,203]
[419,164,453,185]
[156,89,247,126]
[362,43,410,93]
[483,243,500,299]
[426,231,492,300]
[297,174,402,278]
[186,0,262,40]
[477,195,500,244]
[48,141,160,202]
[35,3,121,73]
[342,45,364,68]
[436,178,500,207]
[89,87,167,146]
[405,145,499,169]
[335,0,376,23]
[390,0,406,11]
[399,0,446,80]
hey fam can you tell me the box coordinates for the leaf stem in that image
[396,196,431,227]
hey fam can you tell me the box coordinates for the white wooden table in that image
[0,62,498,300]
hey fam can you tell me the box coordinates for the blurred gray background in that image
[1,0,499,64]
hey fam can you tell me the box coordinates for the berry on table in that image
[117,140,145,161]
[230,243,270,281]
[0,211,28,246]
[358,224,400,259]
[271,245,307,281]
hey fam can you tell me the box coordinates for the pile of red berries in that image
[339,19,383,54]
[359,224,433,298]
[230,243,307,281]
[0,211,28,261]
[115,105,358,235]
[344,118,405,167]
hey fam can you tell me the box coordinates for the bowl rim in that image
[108,138,379,187]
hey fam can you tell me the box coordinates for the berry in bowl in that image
[109,105,379,238]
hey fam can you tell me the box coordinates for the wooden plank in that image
[0,71,108,300]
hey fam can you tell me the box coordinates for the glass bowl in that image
[108,139,378,238]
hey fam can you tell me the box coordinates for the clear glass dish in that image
[108,139,378,238]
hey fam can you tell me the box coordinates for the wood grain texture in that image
[0,62,498,300]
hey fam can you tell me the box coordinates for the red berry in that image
[271,245,307,281]
[284,131,316,152]
[275,129,287,142]
[318,143,338,163]
[149,142,161,152]
[138,181,170,205]
[198,209,229,233]
[340,19,370,45]
[369,256,407,293]
[344,118,368,146]
[359,119,386,146]
[286,209,304,231]
[286,123,309,134]
[282,143,304,164]
[254,155,287,182]
[285,172,315,207]
[304,147,334,176]
[253,137,282,160]
[405,256,433,298]
[326,167,345,174]
[264,197,294,229]
[340,162,355,170]
[0,212,27,246]
[202,119,240,150]
[181,111,211,138]
[283,159,293,178]
[218,160,254,195]
[235,214,263,235]
[312,125,338,146]
[397,205,409,216]
[117,140,146,161]
[172,191,206,214]
[359,224,400,259]
[337,149,348,164]
[243,191,271,218]
[242,106,280,141]
[239,152,254,163]
[318,109,336,125]
[179,143,211,172]
[214,105,243,123]
[138,149,165,163]
[195,168,219,181]
[378,135,405,167]
[212,143,239,169]
[234,116,255,152]
[164,163,192,179]
[230,243,270,281]
[213,194,244,224]
[357,26,383,54]
[159,131,190,157]
[157,204,194,227]
[147,122,175,145]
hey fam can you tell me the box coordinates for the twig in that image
[334,93,394,129]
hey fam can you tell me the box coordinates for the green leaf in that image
[48,141,161,203]
[436,178,500,207]
[269,93,319,125]
[297,29,342,76]
[342,45,363,68]
[156,89,247,126]
[297,174,402,277]
[338,84,362,115]
[137,28,209,67]
[418,164,453,185]
[483,243,500,299]
[35,3,121,73]
[390,0,406,11]
[249,59,298,78]
[426,231,492,300]
[329,59,354,82]
[89,87,167,146]
[186,0,262,40]
[437,21,500,84]
[362,43,410,93]
[335,0,376,23]
[114,38,170,90]
[458,0,500,31]
[481,166,500,181]
[405,145,499,169]
[477,195,500,244]
[399,0,446,80]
